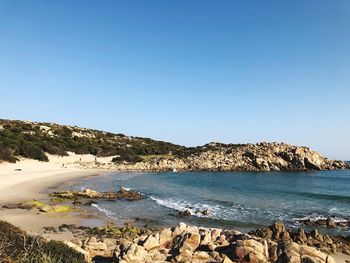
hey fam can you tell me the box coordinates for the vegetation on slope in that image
[0,119,206,163]
[0,220,85,263]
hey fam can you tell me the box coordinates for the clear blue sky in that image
[0,1,349,160]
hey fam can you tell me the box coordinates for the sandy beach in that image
[0,152,115,203]
[0,153,114,238]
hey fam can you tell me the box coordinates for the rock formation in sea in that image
[50,187,144,201]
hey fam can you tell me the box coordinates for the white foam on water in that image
[294,213,348,223]
[149,196,280,222]
[150,196,221,218]
[91,203,118,221]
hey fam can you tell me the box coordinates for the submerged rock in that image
[2,199,75,213]
[297,216,350,229]
[178,209,192,217]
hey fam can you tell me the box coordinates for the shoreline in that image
[0,154,113,237]
[0,158,349,262]
[0,152,117,204]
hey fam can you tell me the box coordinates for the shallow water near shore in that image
[68,170,350,235]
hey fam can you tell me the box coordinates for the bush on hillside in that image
[19,141,48,161]
[112,151,143,164]
[40,142,68,156]
[0,146,18,163]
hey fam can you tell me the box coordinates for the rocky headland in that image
[114,142,350,172]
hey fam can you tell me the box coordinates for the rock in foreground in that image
[113,222,338,263]
[250,222,350,256]
[42,221,350,262]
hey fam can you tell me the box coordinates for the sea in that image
[68,170,350,236]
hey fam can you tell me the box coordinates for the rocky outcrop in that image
[50,187,143,201]
[41,222,350,262]
[250,222,350,256]
[113,222,338,263]
[41,223,150,262]
[114,142,350,172]
[2,199,75,213]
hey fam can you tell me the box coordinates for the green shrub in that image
[112,153,143,164]
[0,220,86,263]
[19,141,48,161]
[41,142,68,156]
[0,146,18,163]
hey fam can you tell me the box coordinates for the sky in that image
[0,1,349,160]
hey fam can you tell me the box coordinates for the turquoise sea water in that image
[70,170,350,235]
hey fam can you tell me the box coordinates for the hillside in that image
[0,119,349,171]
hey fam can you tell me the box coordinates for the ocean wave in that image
[91,203,118,220]
[150,196,220,218]
[150,196,285,222]
[293,213,349,224]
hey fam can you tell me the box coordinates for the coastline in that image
[0,157,349,262]
[0,154,112,237]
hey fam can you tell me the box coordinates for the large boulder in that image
[122,243,148,263]
[142,233,160,251]
[234,239,269,263]
[251,221,290,241]
[159,228,172,248]
[64,241,91,262]
[276,240,335,263]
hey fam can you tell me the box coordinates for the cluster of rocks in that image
[50,187,143,201]
[1,188,143,214]
[114,142,350,172]
[41,221,350,262]
[296,217,350,229]
[178,209,211,217]
[113,222,340,263]
[43,223,150,262]
[251,222,350,256]
[65,235,117,261]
